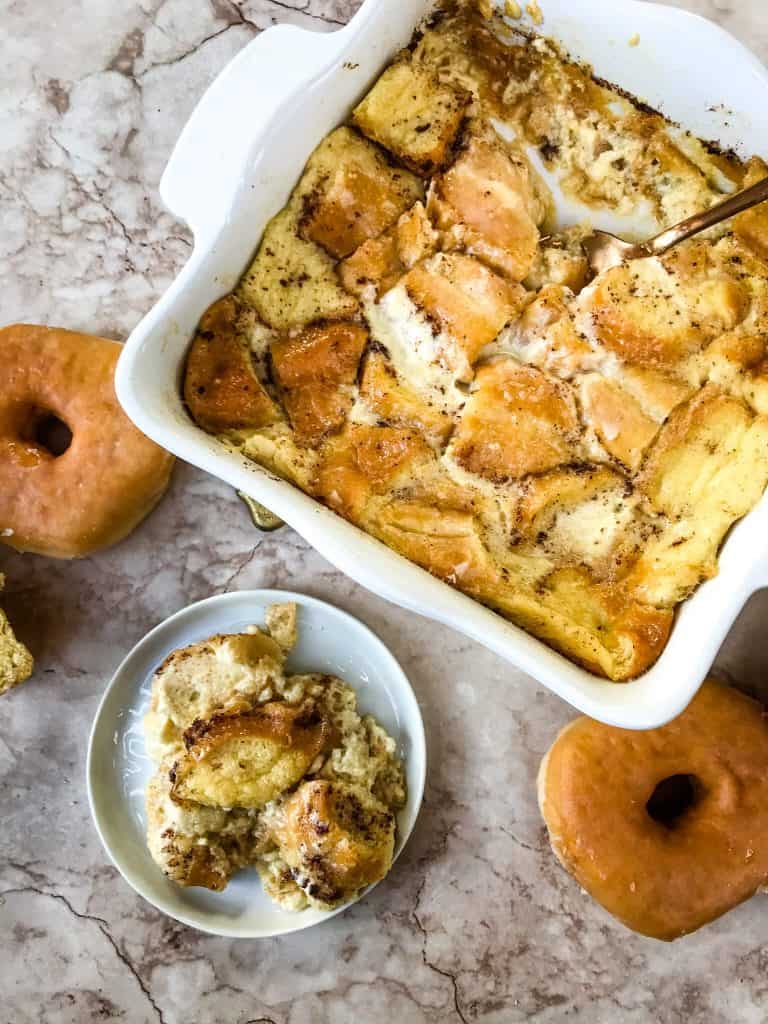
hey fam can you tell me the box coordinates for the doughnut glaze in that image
[538,680,768,940]
[0,324,174,558]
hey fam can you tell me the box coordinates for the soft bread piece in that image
[404,253,527,378]
[511,284,599,378]
[270,779,396,907]
[485,567,673,681]
[538,681,768,940]
[430,133,544,280]
[340,202,439,299]
[239,208,359,330]
[357,349,455,445]
[525,230,589,293]
[184,295,280,434]
[298,127,423,259]
[146,770,264,891]
[264,602,298,652]
[625,387,768,605]
[515,466,645,577]
[0,575,33,696]
[270,322,368,445]
[170,700,333,809]
[577,257,748,366]
[144,630,285,761]
[376,499,499,593]
[450,360,580,482]
[316,424,432,522]
[242,423,321,491]
[352,59,470,176]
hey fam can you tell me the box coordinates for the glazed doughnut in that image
[538,680,768,940]
[0,324,174,558]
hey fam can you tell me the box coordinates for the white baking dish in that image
[116,0,768,729]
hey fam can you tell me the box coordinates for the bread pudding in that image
[144,603,406,910]
[182,1,768,681]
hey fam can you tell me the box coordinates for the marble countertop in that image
[2,1,768,1021]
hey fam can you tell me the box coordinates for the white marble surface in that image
[2,1,768,1021]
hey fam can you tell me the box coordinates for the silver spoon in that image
[583,175,768,276]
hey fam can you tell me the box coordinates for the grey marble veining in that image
[2,1,768,1021]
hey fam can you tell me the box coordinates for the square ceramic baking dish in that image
[116,0,768,729]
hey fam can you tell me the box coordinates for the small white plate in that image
[86,589,426,938]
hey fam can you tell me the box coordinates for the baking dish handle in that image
[159,24,345,246]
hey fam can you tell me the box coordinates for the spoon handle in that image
[648,176,768,256]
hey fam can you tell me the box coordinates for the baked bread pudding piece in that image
[182,1,768,681]
[0,575,33,697]
[144,603,406,910]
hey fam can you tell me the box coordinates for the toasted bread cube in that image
[352,60,470,176]
[348,423,430,486]
[316,424,432,521]
[298,127,423,259]
[144,629,286,761]
[626,388,768,604]
[432,135,543,280]
[240,208,358,331]
[358,349,453,443]
[377,500,497,592]
[579,374,660,472]
[396,201,440,266]
[271,780,395,907]
[578,257,748,367]
[271,321,368,445]
[637,386,768,518]
[339,201,438,300]
[171,700,332,809]
[184,296,280,434]
[451,361,580,482]
[339,232,403,300]
[404,253,527,377]
[515,284,599,378]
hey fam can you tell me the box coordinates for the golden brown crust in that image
[171,699,334,808]
[271,779,396,906]
[298,127,423,259]
[270,322,368,445]
[539,680,768,940]
[451,360,580,482]
[431,133,542,280]
[0,323,174,559]
[352,59,470,176]
[184,296,280,433]
[404,253,526,375]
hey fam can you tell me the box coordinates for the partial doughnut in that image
[0,324,174,558]
[538,680,768,940]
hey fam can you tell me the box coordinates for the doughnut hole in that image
[646,773,701,829]
[27,409,73,456]
[0,402,72,467]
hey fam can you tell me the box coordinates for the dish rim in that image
[85,588,427,938]
[115,0,768,729]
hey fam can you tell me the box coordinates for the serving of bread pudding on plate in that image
[182,0,768,681]
[144,602,406,910]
